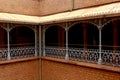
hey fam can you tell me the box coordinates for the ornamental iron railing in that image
[10,46,35,59]
[0,48,7,60]
[68,48,99,63]
[45,46,120,67]
[0,46,35,60]
[45,46,66,59]
[101,50,120,66]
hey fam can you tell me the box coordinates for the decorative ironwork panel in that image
[68,48,84,61]
[85,49,99,63]
[44,46,120,67]
[10,46,35,59]
[45,46,66,59]
[0,48,7,60]
[68,48,99,63]
[101,50,120,66]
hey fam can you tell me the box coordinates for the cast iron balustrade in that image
[0,48,7,60]
[68,48,99,63]
[45,46,66,59]
[101,50,120,66]
[45,46,120,67]
[10,46,35,59]
[0,46,35,60]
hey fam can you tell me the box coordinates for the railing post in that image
[43,29,46,56]
[65,24,69,60]
[98,19,102,64]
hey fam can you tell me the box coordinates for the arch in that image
[44,24,65,32]
[0,26,7,48]
[10,24,35,32]
[45,25,66,47]
[68,23,83,48]
[68,21,98,30]
[68,22,99,49]
[102,19,120,50]
[103,18,120,27]
[10,26,35,47]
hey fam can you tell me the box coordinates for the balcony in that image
[45,46,120,67]
[0,46,35,60]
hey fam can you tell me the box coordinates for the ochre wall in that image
[39,0,72,16]
[0,58,40,80]
[39,0,120,16]
[74,0,120,9]
[0,0,119,16]
[0,0,40,16]
[42,58,120,80]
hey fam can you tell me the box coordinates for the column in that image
[34,26,37,56]
[83,23,87,50]
[58,27,65,47]
[61,29,65,47]
[0,28,4,48]
[39,25,42,56]
[113,21,118,51]
[43,29,46,56]
[65,26,69,60]
[98,19,102,64]
[58,27,61,47]
[7,24,11,60]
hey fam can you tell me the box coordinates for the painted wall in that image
[39,0,120,16]
[42,59,120,80]
[0,0,119,16]
[0,58,40,80]
[0,0,40,16]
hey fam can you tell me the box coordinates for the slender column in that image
[65,25,69,60]
[58,27,61,47]
[113,21,118,51]
[39,25,42,56]
[34,26,37,56]
[43,29,46,56]
[83,23,87,50]
[62,29,65,47]
[58,27,65,47]
[98,19,102,64]
[7,24,11,60]
[0,28,5,48]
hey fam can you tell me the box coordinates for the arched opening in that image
[101,20,120,65]
[10,26,35,58]
[68,23,83,48]
[45,26,65,47]
[0,27,7,48]
[68,23,99,49]
[68,22,99,62]
[10,26,35,47]
[102,20,120,50]
[87,23,99,49]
